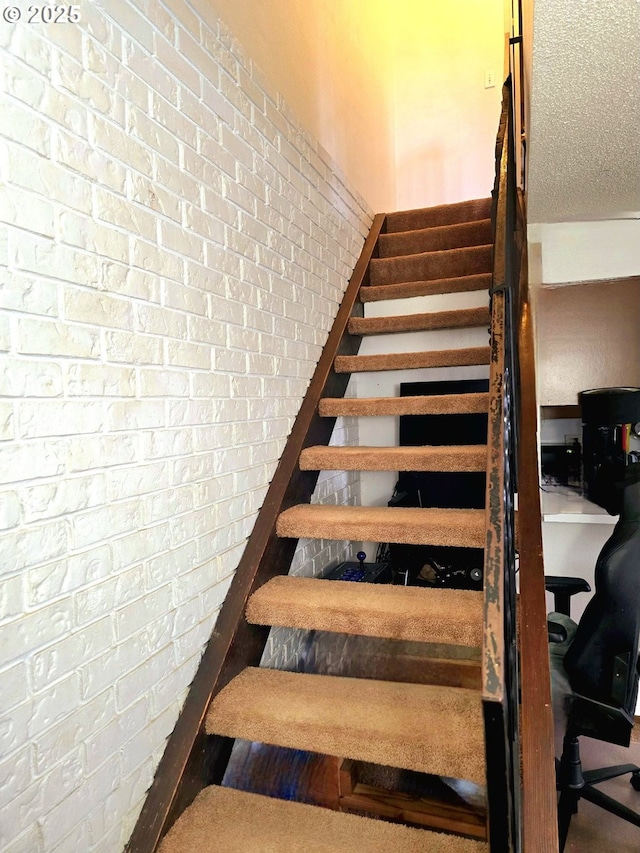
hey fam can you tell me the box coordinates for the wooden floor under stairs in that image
[158,197,494,852]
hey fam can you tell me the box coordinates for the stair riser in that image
[385,197,492,233]
[361,273,492,302]
[299,447,487,472]
[378,219,492,258]
[334,346,491,373]
[348,308,490,336]
[318,392,489,418]
[370,245,492,287]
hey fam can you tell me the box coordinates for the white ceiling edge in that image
[527,220,640,285]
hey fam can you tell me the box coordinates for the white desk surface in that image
[540,485,618,525]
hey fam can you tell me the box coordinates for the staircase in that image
[155,198,502,852]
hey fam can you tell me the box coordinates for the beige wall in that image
[536,278,640,406]
[209,0,397,212]
[211,0,505,213]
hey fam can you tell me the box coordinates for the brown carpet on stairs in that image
[299,444,487,472]
[348,306,490,336]
[206,668,486,783]
[247,576,483,646]
[378,218,492,258]
[157,786,488,853]
[385,197,492,232]
[319,391,489,418]
[370,244,492,287]
[361,272,491,302]
[276,504,486,548]
[334,346,490,373]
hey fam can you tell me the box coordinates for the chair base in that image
[556,735,640,851]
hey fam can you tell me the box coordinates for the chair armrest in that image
[545,575,591,617]
[548,620,568,644]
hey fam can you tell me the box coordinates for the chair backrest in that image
[564,466,640,714]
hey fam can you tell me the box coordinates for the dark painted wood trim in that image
[124,214,386,853]
[517,230,560,853]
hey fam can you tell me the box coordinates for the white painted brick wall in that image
[0,2,371,850]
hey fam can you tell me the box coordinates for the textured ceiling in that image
[527,0,640,224]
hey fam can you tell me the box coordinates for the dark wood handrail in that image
[488,70,559,851]
[517,213,560,852]
[125,214,386,853]
[482,75,520,851]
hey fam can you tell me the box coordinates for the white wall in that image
[390,0,505,211]
[0,3,370,850]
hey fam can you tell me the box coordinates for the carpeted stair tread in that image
[299,444,487,472]
[361,273,491,302]
[334,346,490,373]
[276,504,485,548]
[319,392,489,418]
[378,219,492,258]
[246,576,483,646]
[157,785,488,853]
[348,306,489,336]
[370,245,492,288]
[385,197,492,233]
[206,668,486,783]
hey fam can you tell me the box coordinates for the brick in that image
[85,696,149,774]
[0,269,58,318]
[155,31,201,96]
[92,114,153,177]
[69,501,143,551]
[32,690,116,775]
[93,185,157,241]
[115,584,172,641]
[160,218,204,261]
[0,596,71,665]
[10,234,100,288]
[128,172,182,223]
[0,573,23,622]
[106,400,165,432]
[0,401,14,440]
[138,367,190,398]
[65,433,138,473]
[0,184,55,237]
[1,520,68,576]
[40,755,121,850]
[146,540,198,588]
[54,48,123,123]
[5,143,92,215]
[130,238,183,282]
[65,362,136,397]
[108,461,169,501]
[115,644,175,711]
[58,211,129,262]
[0,97,51,156]
[18,400,103,439]
[26,545,111,608]
[144,483,192,526]
[103,329,164,365]
[154,154,200,204]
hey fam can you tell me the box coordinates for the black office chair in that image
[547,461,640,851]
